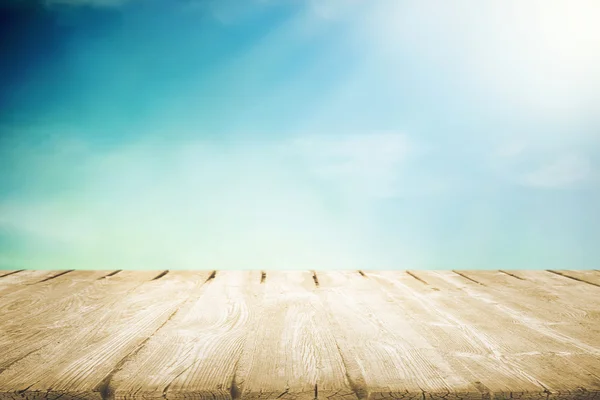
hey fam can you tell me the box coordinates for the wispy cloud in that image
[2,0,600,271]
[522,154,594,189]
[494,139,528,159]
[490,134,598,190]
[0,134,387,269]
[289,132,413,198]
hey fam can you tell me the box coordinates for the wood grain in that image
[547,270,600,288]
[366,270,551,398]
[372,271,600,400]
[0,271,213,400]
[451,270,600,347]
[316,270,489,400]
[234,270,354,400]
[0,270,598,400]
[107,270,256,400]
[0,270,161,371]
[0,270,69,297]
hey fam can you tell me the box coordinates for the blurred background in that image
[0,0,599,270]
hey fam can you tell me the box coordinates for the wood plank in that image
[451,270,600,347]
[0,270,598,400]
[498,270,600,333]
[358,271,550,399]
[548,270,600,288]
[0,270,213,400]
[504,270,600,303]
[451,270,590,304]
[0,270,160,371]
[106,270,257,400]
[315,270,490,400]
[234,270,355,400]
[0,270,69,297]
[421,270,600,353]
[0,270,113,318]
[373,271,600,399]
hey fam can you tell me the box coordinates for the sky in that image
[0,0,599,270]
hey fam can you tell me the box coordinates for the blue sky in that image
[0,0,599,270]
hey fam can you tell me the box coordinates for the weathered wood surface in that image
[0,270,598,400]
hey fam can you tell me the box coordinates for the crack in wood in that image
[229,370,241,400]
[0,270,24,278]
[94,273,215,400]
[405,271,428,285]
[452,271,486,286]
[0,343,50,375]
[331,342,368,400]
[152,271,170,281]
[547,270,600,288]
[95,307,181,400]
[162,363,192,400]
[206,270,217,282]
[98,270,122,280]
[311,271,320,288]
[3,270,600,400]
[36,270,74,284]
[499,270,525,281]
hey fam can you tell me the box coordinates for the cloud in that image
[489,131,598,190]
[289,132,413,198]
[494,139,528,159]
[522,154,594,189]
[0,134,388,270]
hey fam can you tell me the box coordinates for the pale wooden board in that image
[107,270,257,400]
[0,270,599,400]
[501,270,600,333]
[358,271,551,399]
[407,270,600,354]
[375,271,600,399]
[0,270,113,318]
[451,270,600,347]
[425,270,600,355]
[505,270,600,303]
[106,270,354,400]
[0,270,213,400]
[315,270,490,400]
[234,270,355,400]
[549,270,600,288]
[0,270,160,371]
[0,270,69,297]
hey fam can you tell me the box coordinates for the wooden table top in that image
[0,269,599,400]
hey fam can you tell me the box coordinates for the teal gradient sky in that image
[1,0,599,270]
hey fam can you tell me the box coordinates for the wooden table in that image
[0,269,599,400]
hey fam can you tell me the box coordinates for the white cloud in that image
[289,132,412,198]
[522,154,594,189]
[0,135,387,270]
[494,139,528,159]
[489,131,598,190]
